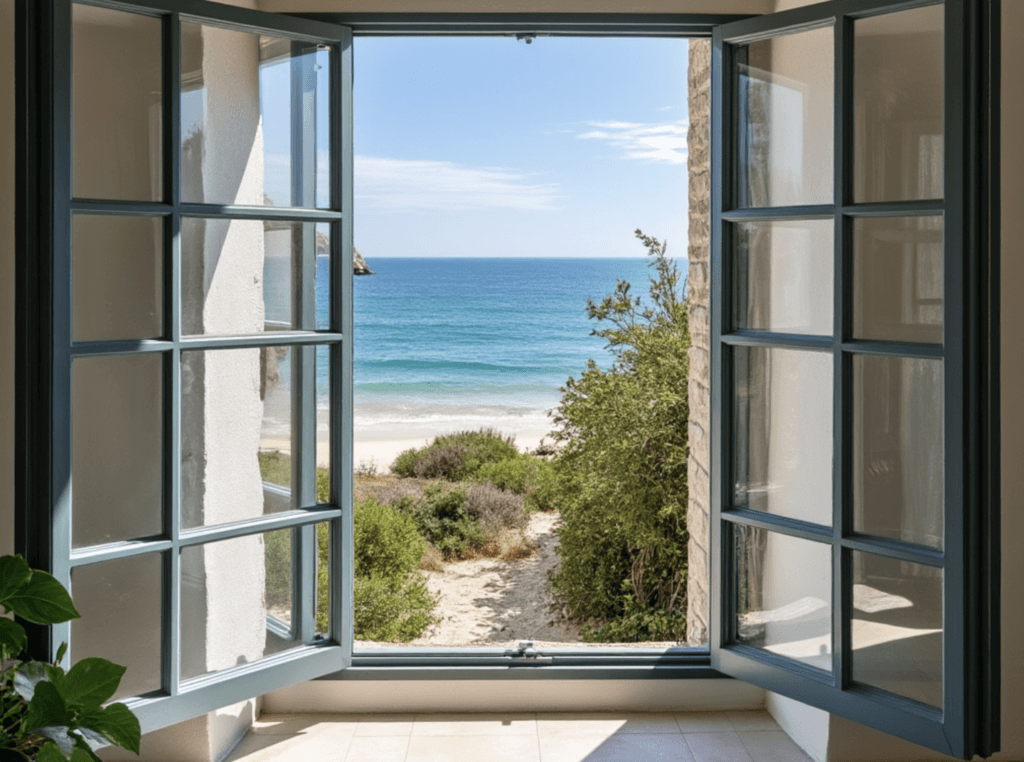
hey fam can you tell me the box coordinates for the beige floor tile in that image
[674,713,735,733]
[725,710,778,732]
[225,727,352,762]
[344,736,411,762]
[250,714,360,736]
[354,713,417,736]
[537,712,683,736]
[738,730,812,762]
[406,734,541,762]
[683,731,755,762]
[412,713,538,735]
[539,733,696,762]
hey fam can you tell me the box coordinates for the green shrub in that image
[354,572,438,642]
[525,459,558,512]
[474,457,534,494]
[354,499,425,577]
[410,484,484,559]
[549,231,690,643]
[264,529,293,613]
[390,428,520,481]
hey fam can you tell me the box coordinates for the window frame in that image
[707,0,1000,758]
[15,0,354,733]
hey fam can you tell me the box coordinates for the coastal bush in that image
[479,528,534,562]
[549,230,691,643]
[390,428,519,481]
[352,499,438,641]
[409,484,485,560]
[464,482,527,531]
[474,454,558,512]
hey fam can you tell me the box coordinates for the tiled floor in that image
[225,710,813,762]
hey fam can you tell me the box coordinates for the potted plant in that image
[0,555,141,761]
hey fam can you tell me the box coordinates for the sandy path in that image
[357,511,582,649]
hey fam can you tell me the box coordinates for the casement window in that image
[15,0,998,758]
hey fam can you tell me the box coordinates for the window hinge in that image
[503,640,553,665]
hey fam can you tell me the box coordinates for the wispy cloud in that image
[577,120,689,165]
[354,156,560,212]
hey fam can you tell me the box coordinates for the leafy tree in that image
[549,230,691,642]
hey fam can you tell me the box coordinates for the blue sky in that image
[263,36,690,259]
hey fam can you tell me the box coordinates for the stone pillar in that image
[686,39,712,647]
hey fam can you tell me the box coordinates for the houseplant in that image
[0,555,141,761]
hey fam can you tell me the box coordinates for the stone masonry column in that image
[686,38,712,647]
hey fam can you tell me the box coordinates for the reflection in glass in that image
[853,216,943,344]
[180,531,300,681]
[181,346,324,528]
[71,554,163,699]
[73,215,163,343]
[852,552,943,707]
[73,4,163,201]
[853,356,943,549]
[854,5,944,202]
[737,26,834,207]
[181,218,327,336]
[733,347,833,525]
[734,526,832,671]
[72,355,163,548]
[733,220,833,335]
[181,24,331,208]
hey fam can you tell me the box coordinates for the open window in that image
[16,0,353,731]
[16,0,997,756]
[709,0,998,758]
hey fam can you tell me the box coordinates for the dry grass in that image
[420,543,446,572]
[474,528,535,562]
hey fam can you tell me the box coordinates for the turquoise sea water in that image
[317,257,670,436]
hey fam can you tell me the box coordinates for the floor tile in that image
[354,713,416,736]
[684,731,755,762]
[725,710,778,732]
[250,714,359,736]
[406,734,541,762]
[344,736,410,762]
[537,712,683,736]
[225,726,353,762]
[539,733,696,762]
[412,712,538,735]
[738,730,812,762]
[674,713,735,733]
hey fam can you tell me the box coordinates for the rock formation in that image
[315,230,375,275]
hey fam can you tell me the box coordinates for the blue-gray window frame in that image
[708,0,1000,758]
[15,0,355,733]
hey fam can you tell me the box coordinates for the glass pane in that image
[180,529,302,681]
[182,346,328,528]
[852,551,943,707]
[73,215,163,342]
[853,216,943,344]
[72,4,162,201]
[733,219,833,334]
[71,554,163,699]
[72,355,163,548]
[181,218,327,336]
[736,26,834,207]
[734,526,831,671]
[181,24,331,208]
[733,347,833,525]
[854,5,944,202]
[853,356,943,549]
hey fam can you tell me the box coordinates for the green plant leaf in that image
[24,682,69,733]
[14,661,50,702]
[4,572,80,625]
[35,742,69,762]
[36,727,75,760]
[70,737,105,762]
[51,659,125,710]
[55,642,68,665]
[77,704,140,754]
[0,618,27,657]
[0,556,32,610]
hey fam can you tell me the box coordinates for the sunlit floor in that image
[225,710,812,762]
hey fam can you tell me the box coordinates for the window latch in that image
[504,640,553,665]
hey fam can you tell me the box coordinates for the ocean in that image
[322,257,668,446]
